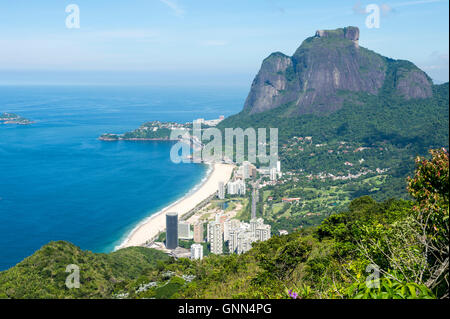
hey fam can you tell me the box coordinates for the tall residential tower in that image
[166,212,179,249]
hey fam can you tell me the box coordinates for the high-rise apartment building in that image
[255,224,271,242]
[207,221,223,255]
[270,167,277,181]
[228,218,271,255]
[227,179,246,196]
[178,222,193,240]
[190,243,203,260]
[224,219,240,242]
[166,212,178,249]
[218,181,225,199]
[193,222,204,243]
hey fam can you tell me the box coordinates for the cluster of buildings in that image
[217,160,282,200]
[305,167,389,181]
[227,218,271,254]
[164,211,271,261]
[217,179,246,199]
[207,214,271,255]
[162,159,279,261]
[140,121,189,131]
[254,161,282,182]
[235,161,257,179]
[193,116,225,127]
[217,162,256,200]
[164,212,207,260]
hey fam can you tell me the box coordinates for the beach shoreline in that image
[116,162,234,249]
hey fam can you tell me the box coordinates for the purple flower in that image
[288,289,298,299]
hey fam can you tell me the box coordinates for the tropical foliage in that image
[0,149,447,299]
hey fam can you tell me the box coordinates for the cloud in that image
[159,0,185,17]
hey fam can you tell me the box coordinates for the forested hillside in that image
[1,149,447,299]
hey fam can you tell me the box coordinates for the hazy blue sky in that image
[0,0,448,85]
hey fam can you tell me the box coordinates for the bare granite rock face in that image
[395,68,433,99]
[243,26,433,116]
[243,52,298,114]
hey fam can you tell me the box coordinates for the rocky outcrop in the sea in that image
[0,113,33,125]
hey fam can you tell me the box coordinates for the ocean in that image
[0,85,246,270]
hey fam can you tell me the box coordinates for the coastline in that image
[116,162,235,249]
[99,137,177,141]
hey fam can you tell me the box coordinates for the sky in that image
[0,0,448,86]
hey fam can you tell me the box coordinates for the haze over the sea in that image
[0,85,246,270]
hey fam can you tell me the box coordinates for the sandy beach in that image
[118,162,234,248]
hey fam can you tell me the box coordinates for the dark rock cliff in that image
[243,26,433,116]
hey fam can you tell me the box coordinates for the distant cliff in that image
[243,26,433,116]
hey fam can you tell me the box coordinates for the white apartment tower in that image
[255,224,271,242]
[193,222,204,243]
[224,219,240,242]
[218,181,225,199]
[207,221,223,255]
[190,244,203,260]
[243,161,250,179]
[270,168,277,181]
[237,232,255,254]
[227,179,246,196]
[228,228,239,254]
[178,222,193,240]
[250,218,271,241]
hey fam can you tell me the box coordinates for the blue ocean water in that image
[0,85,246,270]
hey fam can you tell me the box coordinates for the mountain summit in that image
[243,26,433,116]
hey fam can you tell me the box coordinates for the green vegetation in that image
[220,83,448,151]
[100,121,191,140]
[0,241,170,298]
[175,149,447,299]
[0,149,447,299]
[218,83,448,228]
[122,127,172,140]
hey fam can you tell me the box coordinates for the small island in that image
[99,121,192,141]
[0,113,34,125]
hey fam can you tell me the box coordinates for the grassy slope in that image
[0,241,169,298]
[0,195,443,299]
